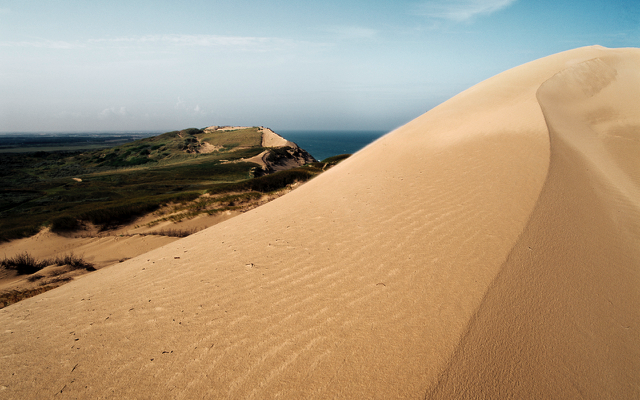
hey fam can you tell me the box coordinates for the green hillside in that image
[0,127,332,241]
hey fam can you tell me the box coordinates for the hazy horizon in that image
[1,0,638,133]
[0,128,388,135]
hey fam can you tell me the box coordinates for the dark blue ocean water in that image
[279,130,388,162]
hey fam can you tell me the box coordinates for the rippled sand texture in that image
[1,46,638,398]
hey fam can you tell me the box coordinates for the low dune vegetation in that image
[1,251,95,275]
[0,127,343,241]
[0,252,96,308]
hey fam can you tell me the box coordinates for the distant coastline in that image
[0,130,388,159]
[0,131,162,153]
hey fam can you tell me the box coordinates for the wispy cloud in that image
[417,0,517,22]
[90,34,287,50]
[0,39,85,49]
[175,98,206,116]
[0,34,304,52]
[99,107,128,119]
[324,26,378,40]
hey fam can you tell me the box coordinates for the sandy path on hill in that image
[0,46,638,399]
[260,126,296,148]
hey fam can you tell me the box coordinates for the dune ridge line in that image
[0,46,638,398]
[426,51,640,398]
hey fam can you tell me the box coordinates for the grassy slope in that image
[0,127,330,241]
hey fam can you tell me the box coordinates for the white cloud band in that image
[0,34,299,52]
[419,0,517,22]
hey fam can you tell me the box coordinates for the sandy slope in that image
[260,127,297,148]
[1,46,638,398]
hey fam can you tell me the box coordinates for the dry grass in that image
[0,252,95,309]
[145,228,200,238]
[1,251,95,275]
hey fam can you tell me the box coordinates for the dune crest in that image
[427,49,640,399]
[1,46,638,398]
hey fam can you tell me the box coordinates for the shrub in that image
[1,252,95,275]
[265,147,292,163]
[180,128,203,136]
[0,225,41,243]
[245,169,314,192]
[321,154,351,163]
[128,157,154,166]
[1,252,48,275]
[79,202,160,228]
[207,168,314,194]
[148,228,198,238]
[53,253,95,271]
[51,215,80,232]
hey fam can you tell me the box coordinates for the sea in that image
[279,130,388,162]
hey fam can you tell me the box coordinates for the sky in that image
[0,0,638,133]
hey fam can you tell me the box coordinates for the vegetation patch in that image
[0,128,344,241]
[208,168,315,194]
[79,202,162,229]
[1,252,48,275]
[1,252,95,275]
[52,253,96,271]
[321,154,351,163]
[146,228,199,238]
[51,215,81,232]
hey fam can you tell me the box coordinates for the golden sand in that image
[0,46,638,398]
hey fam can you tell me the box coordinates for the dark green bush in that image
[0,225,41,243]
[321,154,351,163]
[180,128,203,136]
[51,215,80,232]
[209,168,314,194]
[103,156,156,167]
[246,169,313,192]
[79,202,160,228]
[265,147,292,163]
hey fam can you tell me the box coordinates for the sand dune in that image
[1,46,638,398]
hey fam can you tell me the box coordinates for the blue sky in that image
[0,0,638,132]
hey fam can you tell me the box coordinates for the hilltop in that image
[0,126,316,241]
[88,125,314,173]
